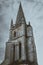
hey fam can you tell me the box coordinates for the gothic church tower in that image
[1,3,38,65]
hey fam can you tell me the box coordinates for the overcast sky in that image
[0,0,43,65]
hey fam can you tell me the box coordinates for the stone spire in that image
[16,3,26,25]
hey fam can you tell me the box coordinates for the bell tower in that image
[0,2,38,65]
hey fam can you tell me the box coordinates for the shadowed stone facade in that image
[0,3,38,65]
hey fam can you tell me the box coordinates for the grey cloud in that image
[0,36,3,42]
[0,14,9,46]
[37,16,43,20]
[0,48,5,62]
[0,0,10,8]
[26,0,35,2]
[37,4,43,11]
[0,14,8,31]
[0,48,5,56]
[0,4,2,12]
[33,2,39,8]
[33,3,43,12]
[25,0,43,5]
[0,14,4,23]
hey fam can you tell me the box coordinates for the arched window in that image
[14,31,16,37]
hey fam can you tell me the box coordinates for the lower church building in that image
[1,3,38,65]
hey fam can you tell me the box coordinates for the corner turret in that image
[10,19,13,29]
[27,22,33,37]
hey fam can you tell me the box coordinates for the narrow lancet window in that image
[19,42,21,59]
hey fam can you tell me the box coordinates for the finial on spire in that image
[28,21,31,27]
[20,2,21,6]
[28,21,31,26]
[11,19,13,26]
[19,2,22,9]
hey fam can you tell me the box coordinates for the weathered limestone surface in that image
[0,3,38,65]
